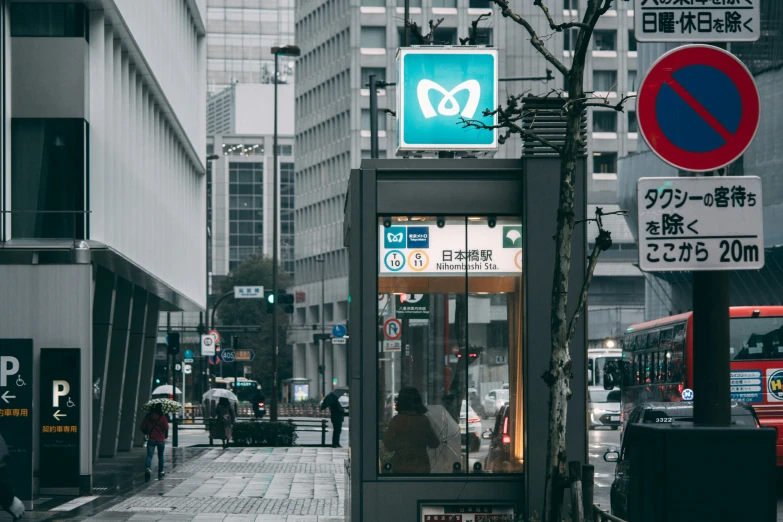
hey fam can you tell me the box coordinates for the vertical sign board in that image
[40,348,81,493]
[635,0,760,43]
[396,47,498,155]
[0,339,33,502]
[638,177,763,271]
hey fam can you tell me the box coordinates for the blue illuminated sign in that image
[407,226,430,249]
[397,48,498,153]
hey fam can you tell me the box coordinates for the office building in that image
[207,83,296,280]
[0,0,205,492]
[291,0,642,397]
[207,0,295,93]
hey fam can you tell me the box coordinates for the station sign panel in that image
[396,47,497,155]
[379,223,522,276]
[40,348,81,493]
[635,0,760,43]
[0,339,33,502]
[637,176,764,272]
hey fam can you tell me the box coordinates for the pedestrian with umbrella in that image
[320,387,347,448]
[211,397,236,449]
[140,399,178,480]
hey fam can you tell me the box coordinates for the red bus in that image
[619,306,783,465]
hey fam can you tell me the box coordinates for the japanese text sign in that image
[635,0,759,43]
[637,176,764,272]
[379,222,522,276]
[396,47,498,154]
[0,339,33,501]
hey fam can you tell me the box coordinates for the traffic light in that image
[166,332,180,355]
[278,290,294,313]
[265,291,275,313]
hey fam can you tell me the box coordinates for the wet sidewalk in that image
[0,445,346,521]
[85,447,346,521]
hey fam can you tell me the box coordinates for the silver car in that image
[588,388,621,430]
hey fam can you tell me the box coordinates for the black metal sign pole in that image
[690,171,731,427]
[692,270,731,426]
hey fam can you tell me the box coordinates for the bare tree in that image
[461,2,632,521]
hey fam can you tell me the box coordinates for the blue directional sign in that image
[332,324,347,338]
[397,47,497,154]
[221,349,236,363]
[183,349,194,360]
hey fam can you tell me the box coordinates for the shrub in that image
[232,421,298,447]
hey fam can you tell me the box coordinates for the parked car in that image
[603,401,760,519]
[338,393,349,416]
[588,387,621,430]
[482,402,523,473]
[459,401,482,452]
[482,389,509,419]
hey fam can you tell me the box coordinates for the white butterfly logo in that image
[387,232,404,243]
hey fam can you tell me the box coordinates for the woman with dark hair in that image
[212,397,236,449]
[140,403,169,480]
[382,386,439,473]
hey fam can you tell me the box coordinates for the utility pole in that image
[321,258,326,398]
[232,335,239,389]
[369,74,379,159]
[270,45,301,421]
[404,0,410,47]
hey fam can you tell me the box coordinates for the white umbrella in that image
[202,388,238,403]
[152,385,182,396]
[425,405,463,474]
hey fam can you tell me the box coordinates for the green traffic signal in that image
[267,293,275,304]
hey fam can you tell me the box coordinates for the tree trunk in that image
[543,70,585,522]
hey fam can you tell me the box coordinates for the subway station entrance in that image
[346,159,588,521]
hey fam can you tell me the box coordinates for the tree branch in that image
[534,0,589,31]
[460,116,563,155]
[490,0,569,76]
[567,206,626,343]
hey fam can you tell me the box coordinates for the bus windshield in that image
[592,356,621,387]
[730,317,783,361]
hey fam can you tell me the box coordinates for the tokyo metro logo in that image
[417,80,481,119]
[399,50,497,148]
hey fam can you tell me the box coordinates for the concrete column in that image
[134,296,160,447]
[98,277,133,458]
[91,266,116,462]
[116,287,148,451]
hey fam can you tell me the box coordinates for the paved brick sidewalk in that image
[85,447,346,522]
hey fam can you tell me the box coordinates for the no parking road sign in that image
[638,45,759,173]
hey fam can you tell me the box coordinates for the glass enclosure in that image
[377,216,524,475]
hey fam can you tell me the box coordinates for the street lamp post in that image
[316,257,325,398]
[270,45,300,422]
[205,154,220,391]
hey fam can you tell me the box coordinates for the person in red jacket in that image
[140,404,169,480]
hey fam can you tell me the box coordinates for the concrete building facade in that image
[0,0,205,494]
[291,0,643,397]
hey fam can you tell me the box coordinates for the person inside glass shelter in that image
[382,386,440,473]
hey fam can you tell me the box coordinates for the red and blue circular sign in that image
[638,45,760,173]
